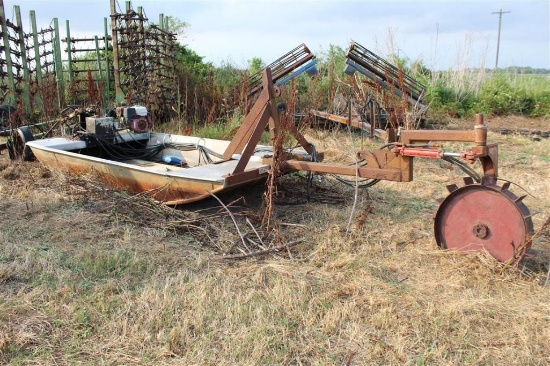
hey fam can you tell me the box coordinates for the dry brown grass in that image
[0,122,549,365]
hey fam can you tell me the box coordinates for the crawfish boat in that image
[25,124,314,205]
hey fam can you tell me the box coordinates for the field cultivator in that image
[311,41,427,138]
[229,66,536,265]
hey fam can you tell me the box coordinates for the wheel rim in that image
[434,182,533,263]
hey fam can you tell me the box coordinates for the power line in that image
[492,8,511,70]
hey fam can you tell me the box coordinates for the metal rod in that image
[104,17,111,102]
[158,13,165,71]
[94,35,103,105]
[67,37,111,42]
[65,48,106,53]
[53,17,65,107]
[29,10,43,113]
[442,152,461,157]
[0,0,16,105]
[15,5,32,116]
[110,0,124,103]
[29,10,43,87]
[68,58,107,63]
[66,20,73,85]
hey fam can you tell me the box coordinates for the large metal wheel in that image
[434,179,534,263]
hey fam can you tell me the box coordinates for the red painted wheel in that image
[434,181,534,263]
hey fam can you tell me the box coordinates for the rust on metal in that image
[30,147,229,205]
[281,160,403,182]
[434,181,534,263]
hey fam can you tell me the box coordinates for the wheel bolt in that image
[473,223,489,239]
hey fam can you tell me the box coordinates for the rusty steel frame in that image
[281,115,495,183]
[345,41,427,109]
[309,109,388,140]
[110,0,177,122]
[223,68,314,182]
[225,69,498,186]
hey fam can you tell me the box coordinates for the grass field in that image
[0,121,549,365]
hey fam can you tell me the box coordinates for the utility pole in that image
[492,9,511,70]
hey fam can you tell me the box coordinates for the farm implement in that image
[2,37,537,264]
[236,68,534,264]
[311,41,428,139]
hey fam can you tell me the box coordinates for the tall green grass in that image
[423,70,550,118]
[190,110,271,143]
[174,41,550,126]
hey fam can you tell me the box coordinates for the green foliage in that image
[424,71,550,118]
[248,57,265,76]
[213,60,243,95]
[424,78,476,118]
[164,16,189,36]
[308,44,347,111]
[170,33,550,124]
[424,80,460,115]
[191,110,271,143]
[474,74,536,116]
[531,93,550,117]
[176,43,213,78]
[191,111,243,139]
[503,66,550,75]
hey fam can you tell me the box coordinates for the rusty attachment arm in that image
[281,114,497,183]
[223,67,316,176]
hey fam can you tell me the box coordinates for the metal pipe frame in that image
[0,0,16,105]
[224,67,497,186]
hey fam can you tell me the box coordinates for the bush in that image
[425,72,550,118]
[425,80,475,118]
[474,74,536,116]
[531,93,550,117]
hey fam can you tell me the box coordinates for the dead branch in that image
[221,239,304,260]
[208,190,248,250]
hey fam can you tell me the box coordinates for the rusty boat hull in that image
[26,132,275,205]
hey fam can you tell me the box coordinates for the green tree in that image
[175,44,213,77]
[248,57,265,76]
[164,16,189,36]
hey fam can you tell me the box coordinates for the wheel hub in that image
[472,223,489,239]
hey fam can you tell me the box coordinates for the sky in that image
[4,0,549,70]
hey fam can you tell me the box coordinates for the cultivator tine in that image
[234,44,315,101]
[344,41,427,112]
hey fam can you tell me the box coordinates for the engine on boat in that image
[85,116,118,142]
[116,106,151,133]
